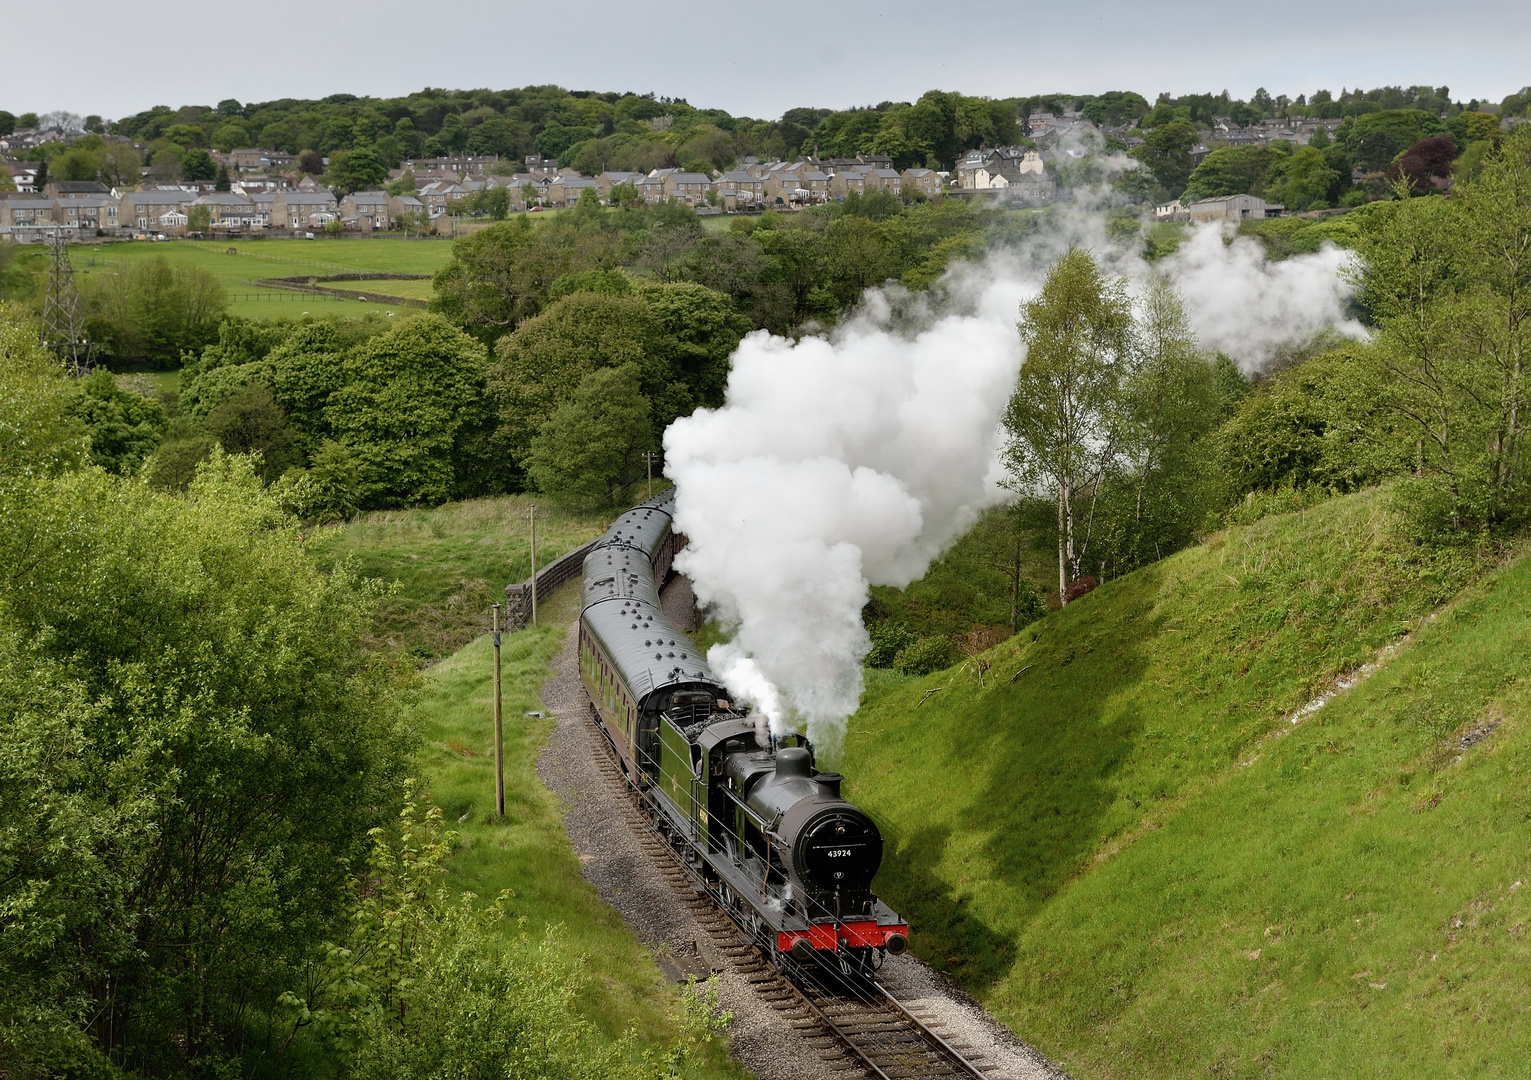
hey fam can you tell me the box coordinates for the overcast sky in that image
[6,0,1527,120]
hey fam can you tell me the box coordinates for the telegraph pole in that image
[643,451,658,499]
[491,602,504,818]
[528,503,538,628]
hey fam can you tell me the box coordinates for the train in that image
[577,491,908,974]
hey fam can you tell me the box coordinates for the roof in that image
[720,170,758,182]
[125,191,190,203]
[278,192,338,204]
[52,181,107,193]
[349,191,389,204]
[196,193,253,205]
[671,172,710,184]
[580,491,723,704]
[393,195,424,207]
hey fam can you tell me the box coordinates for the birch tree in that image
[1003,248,1134,602]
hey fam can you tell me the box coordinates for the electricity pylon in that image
[39,230,91,374]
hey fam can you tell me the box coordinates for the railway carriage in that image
[577,492,908,972]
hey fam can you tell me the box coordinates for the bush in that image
[892,635,957,676]
[866,622,917,668]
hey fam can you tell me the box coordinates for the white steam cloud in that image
[666,214,1364,745]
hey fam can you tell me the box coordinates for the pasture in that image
[67,236,457,318]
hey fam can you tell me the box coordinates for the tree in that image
[1347,133,1531,527]
[1265,146,1342,210]
[214,164,231,191]
[187,203,211,234]
[1112,276,1221,568]
[1131,121,1199,198]
[181,147,216,181]
[325,147,386,196]
[439,112,469,154]
[525,363,653,505]
[0,440,410,1073]
[0,111,14,137]
[203,383,301,480]
[1181,145,1279,201]
[1396,135,1457,191]
[488,291,664,458]
[298,149,325,175]
[431,217,624,340]
[97,142,141,186]
[64,371,169,474]
[1002,248,1134,601]
[82,257,227,366]
[326,315,491,508]
[211,122,251,152]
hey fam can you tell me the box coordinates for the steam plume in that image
[666,216,1363,744]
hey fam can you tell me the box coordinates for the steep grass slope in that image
[841,486,1529,1077]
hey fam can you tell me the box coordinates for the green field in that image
[67,237,456,318]
[308,495,615,659]
[842,484,1531,1077]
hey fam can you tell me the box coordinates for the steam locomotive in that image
[577,492,908,972]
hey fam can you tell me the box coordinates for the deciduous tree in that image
[1003,248,1134,600]
[525,363,653,506]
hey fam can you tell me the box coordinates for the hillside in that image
[840,485,1530,1077]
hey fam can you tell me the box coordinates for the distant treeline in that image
[7,81,1523,184]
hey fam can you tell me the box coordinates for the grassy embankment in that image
[308,495,611,660]
[843,484,1531,1077]
[316,497,744,1077]
[66,236,456,319]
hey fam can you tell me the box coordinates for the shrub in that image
[893,635,957,676]
[866,622,917,668]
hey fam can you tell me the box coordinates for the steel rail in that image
[582,695,993,1079]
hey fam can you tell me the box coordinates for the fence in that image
[503,541,599,631]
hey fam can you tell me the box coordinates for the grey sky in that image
[5,0,1527,119]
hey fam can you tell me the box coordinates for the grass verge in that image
[414,600,744,1078]
[308,495,613,659]
[841,484,1525,1077]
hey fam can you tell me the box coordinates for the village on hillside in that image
[0,105,1398,241]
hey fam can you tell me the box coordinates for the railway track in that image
[583,700,997,1080]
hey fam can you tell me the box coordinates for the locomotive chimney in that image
[813,772,843,799]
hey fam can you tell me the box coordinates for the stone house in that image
[121,190,194,230]
[341,190,391,228]
[269,191,339,230]
[194,192,257,229]
[663,172,712,203]
[57,195,118,231]
[901,168,941,198]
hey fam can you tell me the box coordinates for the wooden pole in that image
[492,602,504,819]
[644,451,656,499]
[529,503,538,628]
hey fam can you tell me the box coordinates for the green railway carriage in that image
[577,492,907,972]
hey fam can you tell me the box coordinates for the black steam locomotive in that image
[577,492,908,971]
